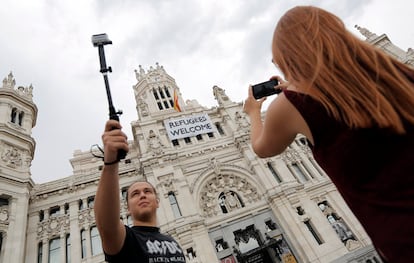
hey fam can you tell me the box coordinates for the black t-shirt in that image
[105,225,186,263]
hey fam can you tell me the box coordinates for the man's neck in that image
[133,219,157,227]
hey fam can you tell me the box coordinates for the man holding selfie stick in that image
[91,33,186,263]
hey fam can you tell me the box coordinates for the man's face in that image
[127,182,159,222]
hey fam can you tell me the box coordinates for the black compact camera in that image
[252,79,281,99]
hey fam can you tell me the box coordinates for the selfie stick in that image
[91,33,126,161]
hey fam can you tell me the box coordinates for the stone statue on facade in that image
[147,130,164,155]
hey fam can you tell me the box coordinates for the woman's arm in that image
[244,84,313,157]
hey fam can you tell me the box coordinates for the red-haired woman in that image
[244,6,414,262]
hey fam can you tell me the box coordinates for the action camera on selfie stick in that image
[92,33,126,161]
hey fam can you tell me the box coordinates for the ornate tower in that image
[133,62,186,121]
[0,72,38,262]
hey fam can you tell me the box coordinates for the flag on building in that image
[173,88,182,112]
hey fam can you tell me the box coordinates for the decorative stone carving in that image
[199,174,260,217]
[209,157,221,175]
[2,72,16,89]
[158,174,175,195]
[0,207,9,223]
[281,147,300,164]
[37,214,70,240]
[234,111,249,130]
[213,86,230,106]
[78,208,95,228]
[138,96,149,117]
[147,130,165,155]
[1,145,23,168]
[1,72,33,99]
[319,201,356,246]
[135,65,146,81]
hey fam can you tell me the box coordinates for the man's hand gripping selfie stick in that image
[92,33,127,161]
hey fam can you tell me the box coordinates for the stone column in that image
[69,200,81,262]
[42,237,48,263]
[3,195,29,263]
[60,233,66,263]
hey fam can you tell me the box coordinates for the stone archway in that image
[199,174,261,217]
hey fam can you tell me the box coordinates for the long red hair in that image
[273,6,414,134]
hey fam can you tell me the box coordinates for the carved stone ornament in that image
[234,111,249,129]
[1,72,33,99]
[213,85,230,106]
[0,208,9,222]
[199,174,260,217]
[147,130,165,155]
[1,145,23,168]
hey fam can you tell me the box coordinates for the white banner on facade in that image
[164,113,217,141]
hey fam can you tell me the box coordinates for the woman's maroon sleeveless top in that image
[284,89,414,262]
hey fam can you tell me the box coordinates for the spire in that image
[2,72,16,89]
[354,25,377,39]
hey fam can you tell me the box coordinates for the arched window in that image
[90,226,103,256]
[10,108,17,123]
[49,237,60,263]
[168,192,182,218]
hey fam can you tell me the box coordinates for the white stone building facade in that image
[0,29,412,263]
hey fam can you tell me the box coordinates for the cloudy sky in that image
[1,0,412,184]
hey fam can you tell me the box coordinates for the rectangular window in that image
[90,226,103,256]
[49,206,60,217]
[215,123,225,135]
[79,200,85,210]
[159,89,165,99]
[49,238,60,263]
[81,230,87,258]
[66,234,71,263]
[37,242,43,263]
[292,163,308,183]
[0,198,8,206]
[304,220,324,245]
[153,91,159,100]
[87,196,95,208]
[168,193,182,218]
[267,162,282,183]
[164,87,171,97]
